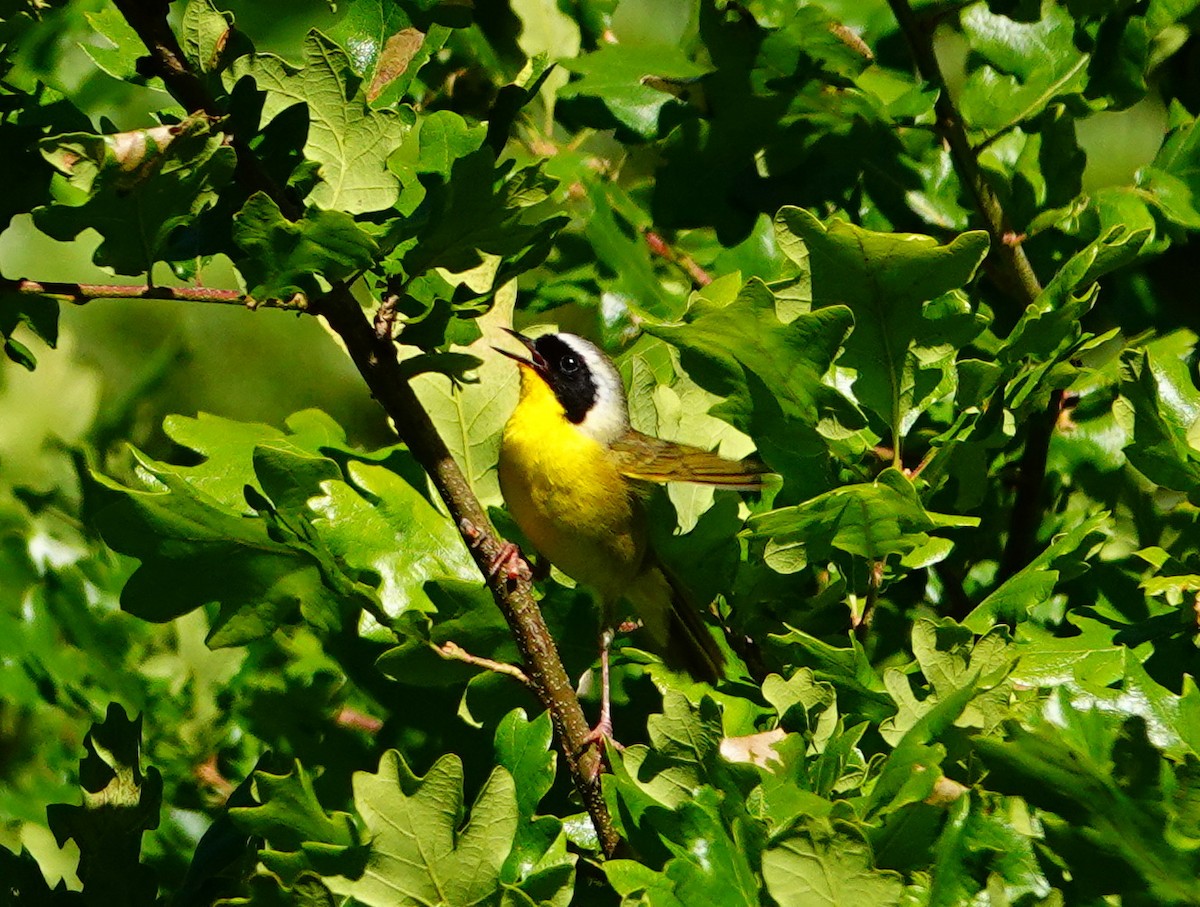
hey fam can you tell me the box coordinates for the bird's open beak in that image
[493,328,546,374]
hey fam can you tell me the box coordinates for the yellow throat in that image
[497,363,647,604]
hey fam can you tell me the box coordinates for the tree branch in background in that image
[886,0,1058,579]
[885,0,1042,305]
[109,0,619,857]
[2,278,306,310]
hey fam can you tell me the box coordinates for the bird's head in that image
[495,329,629,443]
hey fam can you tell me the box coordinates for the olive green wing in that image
[609,431,770,489]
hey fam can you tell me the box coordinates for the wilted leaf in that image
[35,114,236,275]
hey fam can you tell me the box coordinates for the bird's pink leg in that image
[580,627,622,777]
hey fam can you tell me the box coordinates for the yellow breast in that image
[498,367,646,600]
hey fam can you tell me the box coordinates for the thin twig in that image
[439,641,530,686]
[887,0,1059,580]
[334,707,384,735]
[3,278,304,309]
[110,0,619,857]
[644,229,713,288]
[854,560,884,641]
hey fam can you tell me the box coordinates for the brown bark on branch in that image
[108,0,618,856]
[886,0,1058,580]
[2,278,304,310]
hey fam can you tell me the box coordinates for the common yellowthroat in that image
[494,329,767,744]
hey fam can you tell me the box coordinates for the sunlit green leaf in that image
[230,31,410,213]
[325,750,518,907]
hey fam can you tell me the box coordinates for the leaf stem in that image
[886,0,1058,579]
[108,0,620,858]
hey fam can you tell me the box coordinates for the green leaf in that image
[493,710,576,907]
[311,459,478,618]
[974,698,1200,904]
[764,629,894,724]
[494,708,555,819]
[958,3,1091,135]
[964,511,1110,631]
[660,798,760,907]
[214,871,336,907]
[326,750,518,907]
[34,114,237,275]
[45,704,162,907]
[1118,331,1200,500]
[232,192,379,300]
[1070,649,1200,759]
[1011,612,1128,688]
[606,785,759,906]
[166,408,372,502]
[622,346,758,533]
[762,819,904,907]
[411,280,520,508]
[872,674,983,817]
[86,449,359,646]
[576,175,679,318]
[324,1,450,108]
[925,794,1050,907]
[389,147,565,287]
[559,44,711,139]
[0,845,78,905]
[229,760,363,881]
[748,469,977,574]
[776,207,989,452]
[80,5,148,81]
[181,0,235,75]
[646,277,861,494]
[0,294,58,372]
[1136,103,1200,230]
[878,620,1016,746]
[230,31,410,213]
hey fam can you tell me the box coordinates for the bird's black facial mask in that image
[533,334,596,424]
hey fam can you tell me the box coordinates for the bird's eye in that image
[560,354,580,373]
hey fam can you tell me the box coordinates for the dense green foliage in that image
[3,0,1200,903]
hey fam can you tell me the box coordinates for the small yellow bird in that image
[494,328,768,745]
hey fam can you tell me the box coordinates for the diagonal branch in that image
[886,0,1059,580]
[109,0,617,856]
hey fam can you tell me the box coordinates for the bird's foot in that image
[460,519,543,586]
[487,541,531,584]
[578,717,624,779]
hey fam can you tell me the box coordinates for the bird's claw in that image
[578,717,624,779]
[487,541,532,584]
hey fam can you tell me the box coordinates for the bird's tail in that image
[627,562,725,684]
